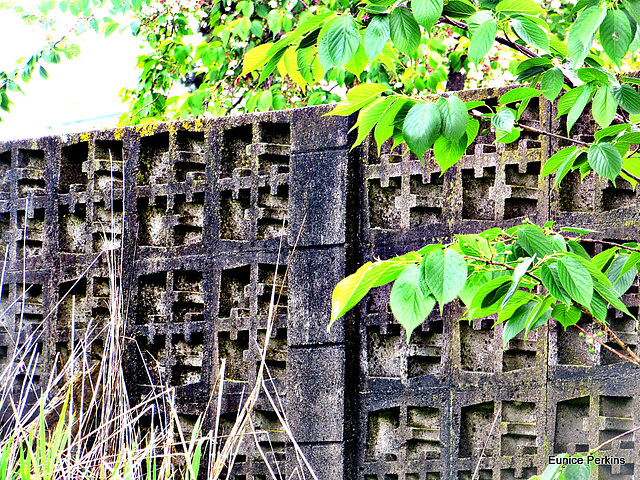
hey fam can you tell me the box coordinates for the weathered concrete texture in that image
[1,90,639,479]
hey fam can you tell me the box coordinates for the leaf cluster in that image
[330,223,639,347]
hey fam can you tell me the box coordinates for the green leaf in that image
[501,255,536,309]
[503,301,537,347]
[352,96,396,148]
[561,226,599,235]
[600,9,632,64]
[557,256,593,306]
[364,15,390,61]
[443,0,476,18]
[492,107,515,131]
[318,15,361,69]
[469,276,513,318]
[593,281,634,317]
[541,263,572,304]
[104,20,119,37]
[242,42,274,75]
[557,87,584,117]
[39,66,49,80]
[496,0,543,14]
[512,18,549,52]
[552,303,582,328]
[517,225,553,257]
[437,96,468,140]
[329,252,422,324]
[540,68,564,101]
[618,131,640,143]
[592,86,617,128]
[567,84,595,135]
[567,5,607,67]
[577,67,612,84]
[374,97,407,151]
[516,57,553,74]
[390,264,437,342]
[588,142,622,183]
[606,254,638,295]
[499,87,541,105]
[594,123,630,141]
[402,102,442,159]
[539,463,563,480]
[525,296,554,335]
[592,247,619,271]
[457,234,492,258]
[412,0,443,30]
[564,461,591,480]
[330,83,389,116]
[611,84,640,114]
[422,248,467,312]
[621,250,640,275]
[389,7,421,56]
[469,18,497,65]
[433,135,467,170]
[622,0,640,25]
[498,290,535,323]
[541,146,579,177]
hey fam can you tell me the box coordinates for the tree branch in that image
[438,16,576,87]
[572,323,638,365]
[563,236,640,253]
[571,301,640,365]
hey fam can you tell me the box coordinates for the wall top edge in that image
[0,83,540,149]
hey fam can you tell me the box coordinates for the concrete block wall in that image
[0,89,638,479]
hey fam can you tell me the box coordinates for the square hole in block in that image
[94,140,124,190]
[409,173,443,228]
[365,407,400,461]
[460,319,496,372]
[92,200,123,252]
[459,402,495,458]
[554,396,590,454]
[222,125,253,178]
[137,196,168,247]
[368,177,402,230]
[256,185,288,240]
[253,409,286,461]
[462,167,496,220]
[220,189,251,241]
[256,327,287,378]
[598,396,634,451]
[175,131,206,182]
[257,264,287,316]
[59,203,86,253]
[171,332,204,386]
[18,149,44,169]
[219,265,251,318]
[218,330,249,381]
[500,401,537,456]
[172,270,204,322]
[60,142,89,193]
[139,133,170,185]
[367,324,402,379]
[137,272,168,324]
[260,122,290,145]
[174,193,204,246]
[406,406,440,460]
[17,208,45,257]
[57,278,86,330]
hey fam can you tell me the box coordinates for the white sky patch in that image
[0,5,142,141]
